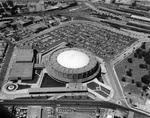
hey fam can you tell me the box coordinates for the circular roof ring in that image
[57,50,90,69]
[45,48,101,83]
[5,83,18,92]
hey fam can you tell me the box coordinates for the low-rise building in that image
[115,0,135,5]
[9,63,34,81]
[16,48,34,63]
[105,0,114,4]
[0,51,4,58]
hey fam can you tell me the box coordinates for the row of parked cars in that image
[0,39,8,69]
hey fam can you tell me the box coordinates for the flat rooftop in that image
[9,63,33,80]
[16,49,34,62]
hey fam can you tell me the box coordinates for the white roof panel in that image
[57,50,89,69]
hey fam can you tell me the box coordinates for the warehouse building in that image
[9,63,33,81]
[16,48,34,63]
[9,46,34,81]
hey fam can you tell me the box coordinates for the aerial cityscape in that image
[1,0,150,118]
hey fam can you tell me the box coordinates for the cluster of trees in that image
[122,43,150,99]
[121,76,149,93]
[141,42,146,50]
[121,67,150,89]
[139,64,147,69]
[128,58,132,63]
[144,51,150,64]
[133,42,150,65]
[134,49,143,59]
[126,69,133,77]
[141,74,150,85]
[0,1,22,16]
[121,77,126,82]
[133,42,146,60]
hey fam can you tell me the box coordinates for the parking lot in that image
[0,42,14,89]
[20,22,138,59]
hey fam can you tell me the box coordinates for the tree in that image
[129,69,133,72]
[138,53,142,59]
[141,75,150,85]
[146,93,149,97]
[142,51,146,58]
[136,81,142,87]
[136,48,142,54]
[126,71,132,77]
[114,116,120,118]
[132,79,135,84]
[7,1,14,7]
[141,92,144,96]
[142,85,148,92]
[134,53,138,58]
[139,64,146,69]
[128,58,133,63]
[141,42,146,49]
[129,98,132,103]
[121,77,126,82]
[144,51,150,64]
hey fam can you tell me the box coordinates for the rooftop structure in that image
[27,106,41,118]
[115,0,135,4]
[105,0,114,4]
[57,50,90,69]
[45,48,100,83]
[1,2,150,117]
[16,48,34,63]
[9,63,33,80]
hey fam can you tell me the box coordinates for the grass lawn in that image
[115,52,148,86]
[134,112,150,118]
[115,42,150,104]
[115,42,150,85]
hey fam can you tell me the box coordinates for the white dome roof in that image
[57,50,89,69]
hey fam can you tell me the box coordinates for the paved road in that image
[0,45,14,88]
[105,62,125,103]
[84,1,150,115]
[0,4,86,18]
[1,99,150,117]
[0,99,139,111]
[0,36,14,46]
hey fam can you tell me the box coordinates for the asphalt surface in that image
[0,2,150,117]
[0,3,85,18]
[0,45,14,88]
[0,99,137,111]
[105,62,125,103]
[1,99,150,117]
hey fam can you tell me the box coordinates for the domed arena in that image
[45,48,101,83]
